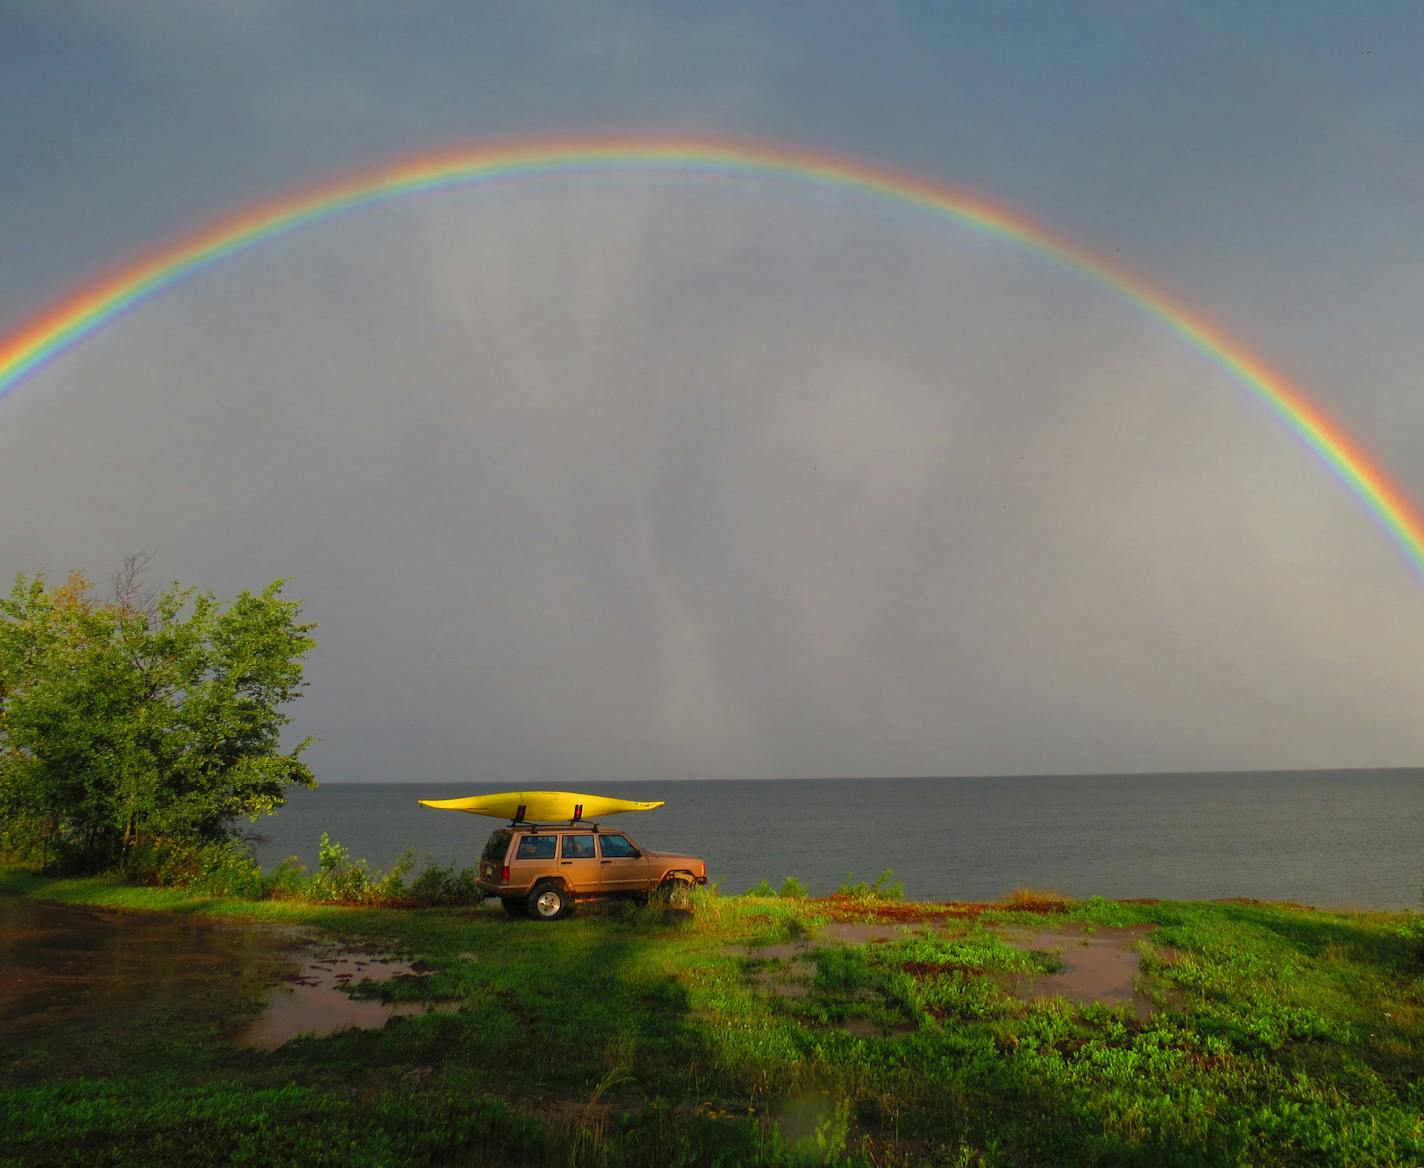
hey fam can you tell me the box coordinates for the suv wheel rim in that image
[535,889,562,917]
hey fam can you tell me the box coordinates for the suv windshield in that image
[481,830,511,862]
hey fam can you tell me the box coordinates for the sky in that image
[2,2,1423,782]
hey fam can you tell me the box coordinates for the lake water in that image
[249,770,1424,909]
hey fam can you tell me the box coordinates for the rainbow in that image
[2,134,1421,576]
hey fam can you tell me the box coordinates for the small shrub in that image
[835,868,904,901]
[1394,912,1424,959]
[310,833,383,902]
[374,849,416,901]
[263,855,310,899]
[408,859,483,906]
[778,875,808,899]
[188,845,266,899]
[741,876,810,899]
[120,837,264,898]
[1005,887,1075,911]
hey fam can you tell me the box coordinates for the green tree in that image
[0,562,316,871]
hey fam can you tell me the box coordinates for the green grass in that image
[2,867,1422,1166]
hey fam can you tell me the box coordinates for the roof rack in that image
[507,803,600,831]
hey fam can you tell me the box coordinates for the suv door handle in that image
[600,860,611,864]
[559,861,573,865]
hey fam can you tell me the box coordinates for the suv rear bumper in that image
[477,878,528,898]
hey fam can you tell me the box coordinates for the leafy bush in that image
[835,868,904,900]
[778,875,808,899]
[0,565,316,874]
[741,876,810,898]
[263,855,310,899]
[120,836,264,897]
[187,845,267,899]
[1394,912,1424,959]
[1005,887,1075,911]
[407,859,483,906]
[308,833,413,903]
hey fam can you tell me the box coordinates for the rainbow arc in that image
[1,135,1420,576]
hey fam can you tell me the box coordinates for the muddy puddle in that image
[237,952,458,1050]
[728,920,916,959]
[0,895,297,1047]
[997,924,1176,1020]
[731,918,1176,1024]
[0,895,454,1061]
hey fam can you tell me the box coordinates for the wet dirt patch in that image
[0,895,457,1066]
[842,1016,916,1038]
[237,951,458,1050]
[728,919,933,958]
[820,921,923,945]
[744,961,812,1000]
[728,917,1178,1023]
[994,924,1178,1019]
[0,894,300,1057]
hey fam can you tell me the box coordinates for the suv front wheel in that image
[654,876,695,911]
[527,881,573,921]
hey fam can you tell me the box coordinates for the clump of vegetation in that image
[0,554,316,875]
[307,833,414,903]
[741,875,811,899]
[778,875,808,899]
[406,857,484,906]
[834,868,905,900]
[1004,886,1076,911]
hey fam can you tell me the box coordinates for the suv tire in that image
[500,897,527,918]
[655,876,695,911]
[527,881,573,921]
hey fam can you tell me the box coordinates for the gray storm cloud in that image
[2,179,1421,782]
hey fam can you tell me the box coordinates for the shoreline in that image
[2,866,1415,922]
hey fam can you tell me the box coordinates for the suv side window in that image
[562,834,596,859]
[599,834,638,859]
[515,835,556,860]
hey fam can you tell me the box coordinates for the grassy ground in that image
[2,869,1422,1167]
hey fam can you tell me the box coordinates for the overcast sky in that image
[3,3,1423,781]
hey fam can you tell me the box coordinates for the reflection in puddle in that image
[0,894,296,1054]
[0,896,458,1062]
[728,920,922,960]
[237,952,457,1050]
[743,962,811,1001]
[998,924,1176,1019]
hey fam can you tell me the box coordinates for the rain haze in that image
[3,3,1423,783]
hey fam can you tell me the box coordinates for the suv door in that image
[557,832,602,893]
[597,832,651,893]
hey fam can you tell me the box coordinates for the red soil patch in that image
[815,895,1070,923]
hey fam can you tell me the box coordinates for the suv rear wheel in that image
[527,881,573,921]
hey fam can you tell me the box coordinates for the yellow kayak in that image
[417,790,663,822]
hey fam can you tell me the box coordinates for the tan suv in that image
[476,824,707,920]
